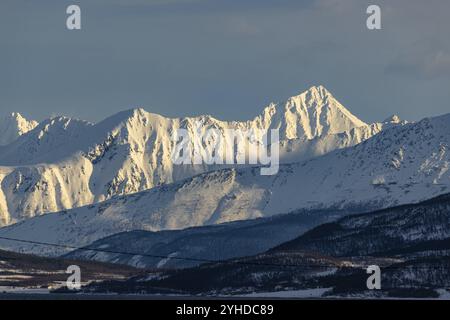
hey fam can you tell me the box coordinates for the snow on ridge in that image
[0,86,400,225]
[0,112,38,146]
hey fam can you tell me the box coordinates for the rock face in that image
[0,86,389,225]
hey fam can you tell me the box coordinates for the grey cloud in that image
[386,41,450,79]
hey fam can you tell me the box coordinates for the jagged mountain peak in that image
[383,114,402,124]
[0,112,38,146]
[297,84,332,100]
[42,115,92,127]
[94,108,140,131]
[286,85,344,109]
[4,112,35,123]
[0,116,94,166]
[259,86,367,140]
[9,112,25,121]
[31,115,93,137]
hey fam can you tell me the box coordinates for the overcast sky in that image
[1,0,449,123]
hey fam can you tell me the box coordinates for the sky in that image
[1,0,450,124]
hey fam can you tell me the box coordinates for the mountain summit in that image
[258,85,367,140]
[0,113,38,146]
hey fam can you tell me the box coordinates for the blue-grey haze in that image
[1,0,449,123]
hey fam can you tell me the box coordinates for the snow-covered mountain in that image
[0,111,447,256]
[0,113,38,146]
[0,86,389,225]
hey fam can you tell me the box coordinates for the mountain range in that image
[0,103,448,259]
[0,85,448,271]
[0,86,400,225]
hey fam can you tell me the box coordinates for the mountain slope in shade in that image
[80,193,450,298]
[272,193,450,256]
[0,113,38,146]
[64,208,350,269]
[0,86,386,225]
[0,112,447,256]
